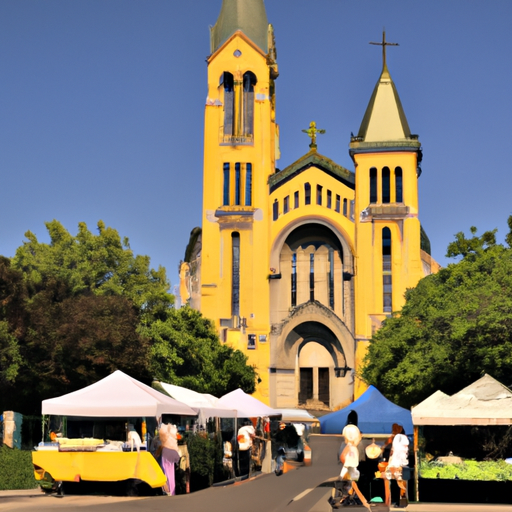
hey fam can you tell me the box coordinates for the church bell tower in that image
[350,32,425,395]
[198,0,279,401]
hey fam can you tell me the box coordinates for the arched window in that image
[370,168,378,203]
[382,227,392,313]
[234,163,241,205]
[304,183,311,205]
[273,200,279,221]
[242,72,256,136]
[291,252,297,307]
[395,167,403,203]
[343,198,348,216]
[317,185,323,205]
[382,167,390,203]
[245,163,252,206]
[232,232,240,318]
[223,163,230,206]
[222,72,234,137]
[309,253,315,301]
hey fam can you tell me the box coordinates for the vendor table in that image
[32,450,167,488]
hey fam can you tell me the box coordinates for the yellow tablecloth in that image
[32,450,166,488]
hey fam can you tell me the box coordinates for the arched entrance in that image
[298,341,333,408]
[269,310,354,410]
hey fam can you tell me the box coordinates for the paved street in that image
[1,436,512,512]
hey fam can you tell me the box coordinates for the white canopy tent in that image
[155,381,238,424]
[42,370,197,418]
[411,374,512,501]
[276,409,318,424]
[412,374,512,426]
[216,388,279,418]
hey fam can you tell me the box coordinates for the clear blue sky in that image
[2,0,512,290]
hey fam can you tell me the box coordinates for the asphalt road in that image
[2,435,512,512]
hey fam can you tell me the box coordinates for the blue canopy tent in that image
[320,386,413,435]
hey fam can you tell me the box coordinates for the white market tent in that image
[412,374,512,426]
[277,409,318,424]
[42,370,197,418]
[217,388,279,418]
[411,374,512,501]
[156,381,237,421]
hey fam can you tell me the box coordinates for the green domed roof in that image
[210,0,269,54]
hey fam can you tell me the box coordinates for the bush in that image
[419,459,512,481]
[0,446,37,490]
[186,432,223,492]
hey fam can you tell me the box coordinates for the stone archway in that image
[269,304,355,410]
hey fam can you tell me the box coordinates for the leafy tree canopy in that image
[361,218,512,409]
[12,220,173,322]
[0,222,257,413]
[143,306,257,397]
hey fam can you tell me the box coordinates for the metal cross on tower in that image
[370,30,399,68]
[302,121,326,150]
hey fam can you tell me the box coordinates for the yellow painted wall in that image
[201,33,276,402]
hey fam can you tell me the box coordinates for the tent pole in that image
[235,415,239,479]
[414,425,419,502]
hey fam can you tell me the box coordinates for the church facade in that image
[180,0,439,410]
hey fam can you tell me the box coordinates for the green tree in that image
[0,257,25,386]
[12,220,173,322]
[361,218,512,409]
[0,221,257,413]
[143,306,256,396]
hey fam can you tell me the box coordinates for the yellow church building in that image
[180,0,439,411]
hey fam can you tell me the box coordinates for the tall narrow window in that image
[294,191,299,209]
[242,72,256,136]
[343,198,347,216]
[335,194,341,213]
[316,185,323,205]
[370,168,378,203]
[291,252,297,307]
[329,247,335,309]
[309,253,315,301]
[273,200,279,221]
[223,72,234,137]
[382,167,390,203]
[283,195,289,214]
[327,190,332,209]
[395,167,403,203]
[223,163,230,206]
[245,163,252,206]
[305,183,311,205]
[382,227,392,313]
[232,232,240,318]
[234,163,241,205]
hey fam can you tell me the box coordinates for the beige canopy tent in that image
[42,370,197,418]
[411,374,512,500]
[412,374,512,426]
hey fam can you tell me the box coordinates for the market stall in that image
[411,374,512,503]
[32,370,197,493]
[319,385,413,435]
